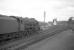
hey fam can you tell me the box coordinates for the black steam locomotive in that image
[0,15,40,41]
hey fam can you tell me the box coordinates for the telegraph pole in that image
[44,11,46,23]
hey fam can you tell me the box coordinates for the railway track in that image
[0,32,25,46]
[0,24,69,50]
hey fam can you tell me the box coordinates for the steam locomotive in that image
[0,15,40,41]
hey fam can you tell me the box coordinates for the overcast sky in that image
[0,0,74,22]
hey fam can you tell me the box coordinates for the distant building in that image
[53,18,57,25]
[48,21,53,26]
[39,22,49,30]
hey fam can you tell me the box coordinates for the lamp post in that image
[44,11,46,23]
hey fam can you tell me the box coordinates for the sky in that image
[0,0,74,22]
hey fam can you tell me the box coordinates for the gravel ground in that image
[24,30,74,50]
